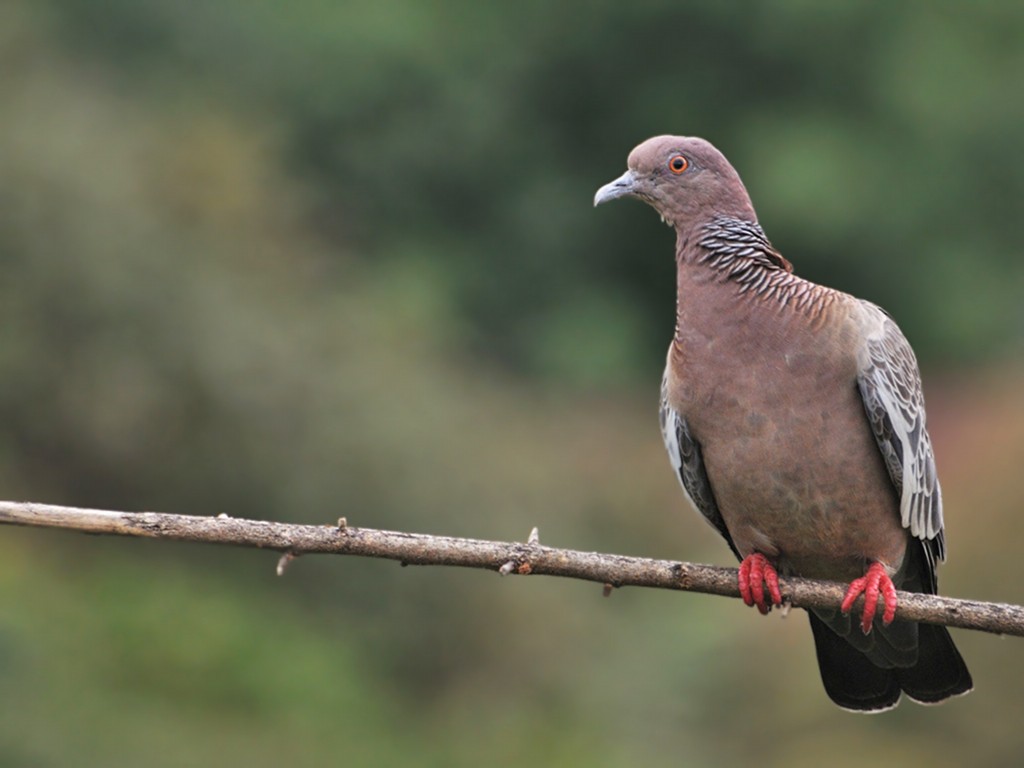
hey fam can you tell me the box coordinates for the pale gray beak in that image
[593,169,637,207]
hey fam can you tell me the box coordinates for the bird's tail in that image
[895,622,973,705]
[808,613,972,712]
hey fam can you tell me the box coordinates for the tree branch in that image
[1,499,1021,637]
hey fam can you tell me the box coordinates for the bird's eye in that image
[668,154,689,174]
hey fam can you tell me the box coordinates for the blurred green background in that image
[1,1,1023,765]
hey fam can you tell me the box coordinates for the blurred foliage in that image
[35,0,1024,374]
[0,1,1023,766]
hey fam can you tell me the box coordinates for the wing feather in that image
[659,373,739,559]
[856,303,945,577]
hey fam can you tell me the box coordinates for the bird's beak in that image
[593,169,637,207]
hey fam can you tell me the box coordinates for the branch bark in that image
[1,499,1021,637]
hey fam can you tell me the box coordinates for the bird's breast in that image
[665,290,907,580]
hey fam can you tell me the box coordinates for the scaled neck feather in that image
[673,215,837,321]
[692,215,792,274]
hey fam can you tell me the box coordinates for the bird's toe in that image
[737,552,782,614]
[841,561,898,634]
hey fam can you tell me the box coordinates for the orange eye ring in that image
[668,154,689,174]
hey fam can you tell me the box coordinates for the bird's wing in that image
[855,302,945,578]
[660,376,739,559]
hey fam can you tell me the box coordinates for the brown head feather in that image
[595,135,758,231]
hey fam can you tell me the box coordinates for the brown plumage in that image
[595,135,972,712]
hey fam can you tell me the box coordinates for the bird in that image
[593,135,972,712]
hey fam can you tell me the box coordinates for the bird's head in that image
[594,135,757,230]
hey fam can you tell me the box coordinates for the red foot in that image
[737,553,782,615]
[841,561,898,634]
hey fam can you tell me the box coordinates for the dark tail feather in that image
[896,623,973,704]
[808,613,901,712]
[808,614,973,711]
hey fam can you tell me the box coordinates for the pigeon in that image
[594,135,972,711]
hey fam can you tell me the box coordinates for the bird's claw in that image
[841,561,897,634]
[737,553,782,614]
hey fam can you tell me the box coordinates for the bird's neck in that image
[678,215,792,275]
[670,215,831,350]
